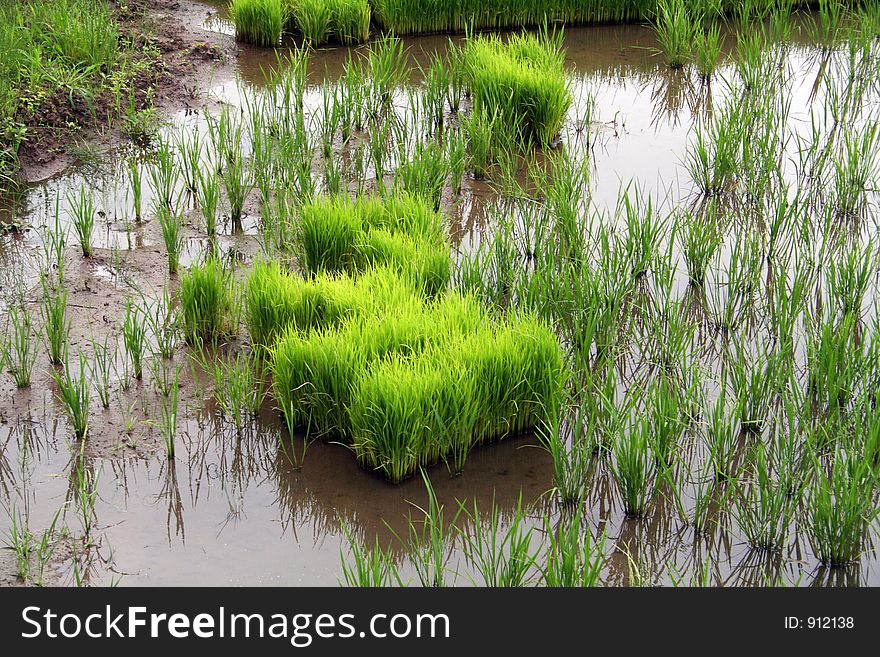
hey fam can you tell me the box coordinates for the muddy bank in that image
[15,0,236,184]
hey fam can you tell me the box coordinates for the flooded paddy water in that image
[1,1,879,586]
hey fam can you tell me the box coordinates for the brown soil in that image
[16,0,237,183]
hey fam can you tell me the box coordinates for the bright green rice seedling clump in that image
[230,0,285,47]
[269,263,564,482]
[284,0,371,45]
[179,257,234,346]
[371,0,657,34]
[245,261,406,348]
[462,30,572,147]
[298,193,451,295]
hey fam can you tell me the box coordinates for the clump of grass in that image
[298,193,450,294]
[806,447,879,566]
[245,260,381,348]
[396,141,448,211]
[292,0,371,45]
[230,0,284,47]
[222,151,252,229]
[398,472,457,587]
[158,365,180,459]
[339,524,402,587]
[611,412,658,517]
[541,511,606,587]
[459,496,537,587]
[157,205,184,275]
[463,29,571,148]
[40,274,70,366]
[732,436,801,552]
[350,351,474,481]
[68,185,96,257]
[179,256,233,346]
[197,168,221,237]
[196,346,264,432]
[370,0,652,34]
[539,399,594,506]
[693,21,724,81]
[269,273,563,482]
[89,336,115,409]
[5,304,38,388]
[122,299,147,381]
[289,0,331,45]
[463,108,496,180]
[653,0,697,69]
[680,206,722,287]
[52,351,91,440]
[144,285,179,360]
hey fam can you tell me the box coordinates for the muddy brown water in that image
[0,3,877,586]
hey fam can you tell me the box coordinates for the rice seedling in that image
[611,412,658,517]
[653,0,697,69]
[538,397,594,506]
[127,156,144,222]
[67,185,96,257]
[693,20,724,81]
[370,0,660,34]
[463,109,496,180]
[647,374,686,468]
[230,0,284,47]
[541,511,606,587]
[726,343,779,435]
[806,447,879,566]
[706,395,741,482]
[157,365,180,459]
[70,456,98,538]
[832,122,879,219]
[4,505,61,586]
[157,205,184,275]
[144,285,179,359]
[339,524,403,587]
[395,140,448,211]
[463,29,571,147]
[290,0,331,46]
[5,304,38,388]
[222,151,252,229]
[459,496,537,587]
[52,351,91,440]
[368,36,408,106]
[827,241,873,318]
[732,436,801,552]
[179,256,232,346]
[680,206,722,287]
[122,299,147,381]
[89,336,115,409]
[196,347,264,433]
[4,505,34,583]
[177,131,203,197]
[197,168,221,237]
[40,274,70,366]
[622,192,665,279]
[805,312,864,420]
[397,472,458,587]
[148,139,177,211]
[328,0,371,45]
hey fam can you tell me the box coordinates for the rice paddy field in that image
[2,0,880,587]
